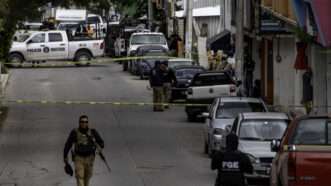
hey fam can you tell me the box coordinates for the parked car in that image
[270,115,331,186]
[171,65,206,101]
[124,32,168,71]
[202,97,268,156]
[167,58,195,69]
[130,45,169,76]
[185,71,238,121]
[228,112,290,185]
[9,30,104,64]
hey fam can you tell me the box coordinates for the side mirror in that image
[27,40,32,44]
[271,139,281,152]
[201,112,211,119]
[225,125,232,134]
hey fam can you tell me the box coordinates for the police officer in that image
[149,61,165,111]
[162,62,176,108]
[64,115,104,186]
[211,133,253,186]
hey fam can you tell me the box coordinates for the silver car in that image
[229,112,290,184]
[202,97,268,156]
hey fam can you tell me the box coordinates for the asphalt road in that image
[0,63,215,186]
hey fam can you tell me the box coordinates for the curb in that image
[1,72,10,94]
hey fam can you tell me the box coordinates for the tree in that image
[0,0,111,62]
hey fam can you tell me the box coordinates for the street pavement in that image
[0,63,215,186]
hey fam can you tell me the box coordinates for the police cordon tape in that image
[3,56,179,68]
[3,99,209,107]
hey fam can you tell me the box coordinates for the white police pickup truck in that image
[9,30,104,64]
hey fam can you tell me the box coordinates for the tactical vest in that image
[74,129,96,156]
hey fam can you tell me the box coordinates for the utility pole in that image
[185,0,193,59]
[235,0,245,94]
[148,0,153,30]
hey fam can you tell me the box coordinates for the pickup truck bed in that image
[185,72,237,121]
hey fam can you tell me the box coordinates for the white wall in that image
[273,37,299,109]
[312,44,328,114]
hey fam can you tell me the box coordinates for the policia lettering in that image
[64,115,104,186]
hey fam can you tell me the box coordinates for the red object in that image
[271,116,331,186]
[294,42,308,70]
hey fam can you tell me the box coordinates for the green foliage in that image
[292,26,314,43]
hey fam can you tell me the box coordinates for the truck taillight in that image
[187,88,193,95]
[288,152,297,184]
[100,42,104,50]
[230,85,236,93]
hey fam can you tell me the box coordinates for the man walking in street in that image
[64,115,104,186]
[211,133,253,186]
[162,62,176,109]
[149,61,165,111]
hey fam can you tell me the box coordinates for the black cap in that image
[226,133,239,151]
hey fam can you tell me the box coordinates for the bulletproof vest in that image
[217,151,246,186]
[74,129,96,156]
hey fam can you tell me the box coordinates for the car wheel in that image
[187,114,196,122]
[8,53,24,64]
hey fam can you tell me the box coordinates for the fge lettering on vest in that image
[222,161,239,170]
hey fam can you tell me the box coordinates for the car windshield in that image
[216,102,266,118]
[239,120,288,141]
[168,61,192,68]
[131,35,167,45]
[175,68,204,79]
[292,119,330,145]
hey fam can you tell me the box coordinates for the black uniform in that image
[211,133,253,186]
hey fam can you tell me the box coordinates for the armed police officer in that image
[64,115,104,186]
[150,61,166,111]
[211,133,253,186]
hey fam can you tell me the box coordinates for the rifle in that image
[96,146,112,172]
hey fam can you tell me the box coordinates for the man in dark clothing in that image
[64,115,104,186]
[162,62,177,108]
[302,67,313,114]
[211,133,253,186]
[149,61,165,111]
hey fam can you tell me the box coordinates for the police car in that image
[9,30,104,64]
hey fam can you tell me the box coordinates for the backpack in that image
[74,129,97,156]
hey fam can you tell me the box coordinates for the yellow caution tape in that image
[3,99,209,107]
[3,56,178,68]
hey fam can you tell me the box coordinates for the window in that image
[239,120,288,141]
[131,35,167,45]
[292,119,327,145]
[216,102,266,119]
[191,74,234,86]
[30,33,45,43]
[88,16,100,24]
[49,33,63,42]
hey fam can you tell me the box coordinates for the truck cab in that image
[9,30,104,63]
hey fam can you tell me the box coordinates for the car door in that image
[47,32,68,60]
[205,99,218,143]
[26,33,48,61]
